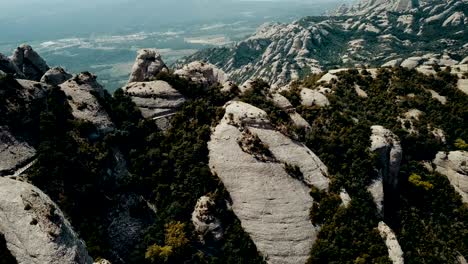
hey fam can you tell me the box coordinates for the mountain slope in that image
[180,0,467,87]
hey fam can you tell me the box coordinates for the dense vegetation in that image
[2,65,467,264]
[25,72,265,263]
[281,67,467,263]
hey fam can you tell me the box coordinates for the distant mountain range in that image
[181,0,468,87]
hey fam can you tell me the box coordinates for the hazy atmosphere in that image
[0,0,347,90]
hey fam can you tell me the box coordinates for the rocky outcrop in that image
[122,80,186,130]
[458,79,468,95]
[41,67,73,86]
[433,151,468,203]
[0,53,25,78]
[0,127,36,176]
[370,126,402,190]
[192,196,223,243]
[174,61,230,88]
[128,49,168,83]
[300,88,330,108]
[369,126,402,220]
[208,101,329,264]
[270,93,310,129]
[11,44,49,81]
[378,221,404,264]
[60,72,114,132]
[0,177,93,264]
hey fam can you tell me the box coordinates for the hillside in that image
[0,1,468,264]
[180,0,468,87]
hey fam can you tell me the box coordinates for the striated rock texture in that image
[41,67,73,86]
[369,126,402,223]
[122,80,186,130]
[378,221,404,264]
[0,127,36,176]
[208,101,329,264]
[174,61,230,88]
[192,196,223,243]
[128,49,168,83]
[0,177,93,264]
[60,72,114,132]
[433,151,468,203]
[11,44,49,81]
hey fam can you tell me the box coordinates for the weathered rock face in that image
[270,93,310,129]
[300,87,330,107]
[192,196,223,243]
[0,127,36,176]
[174,61,229,87]
[0,53,25,78]
[60,72,114,132]
[128,49,168,83]
[122,80,186,130]
[369,126,402,223]
[11,44,49,81]
[0,177,93,264]
[41,67,73,86]
[433,151,468,203]
[378,221,404,264]
[208,101,329,264]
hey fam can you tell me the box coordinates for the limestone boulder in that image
[128,49,168,83]
[41,67,73,86]
[0,177,93,264]
[369,126,402,215]
[0,53,25,78]
[0,127,36,176]
[433,151,468,203]
[175,61,229,88]
[11,44,49,81]
[300,88,330,107]
[60,72,114,132]
[378,221,404,264]
[208,100,329,264]
[192,196,223,243]
[122,80,186,130]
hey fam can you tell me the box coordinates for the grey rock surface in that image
[370,125,402,190]
[128,49,168,83]
[175,61,230,87]
[433,151,468,203]
[0,177,93,264]
[122,80,186,129]
[0,53,25,78]
[11,44,49,81]
[60,72,114,132]
[369,126,402,215]
[41,67,73,86]
[192,196,223,243]
[0,127,36,176]
[208,101,329,264]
